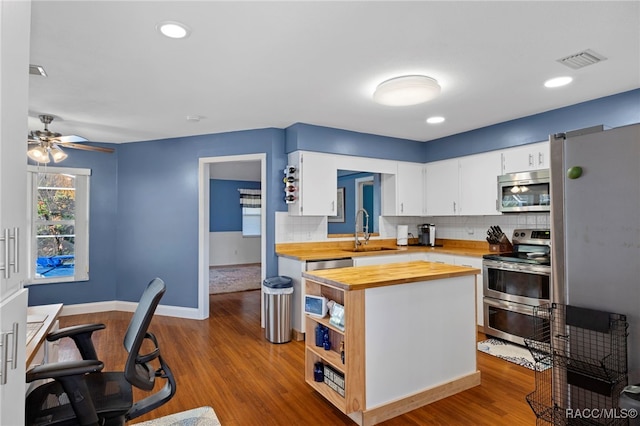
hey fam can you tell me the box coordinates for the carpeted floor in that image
[209,264,261,294]
[477,338,551,371]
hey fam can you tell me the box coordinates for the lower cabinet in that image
[454,256,484,327]
[351,253,411,267]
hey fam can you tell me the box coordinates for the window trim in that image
[26,166,91,284]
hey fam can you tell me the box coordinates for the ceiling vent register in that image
[557,49,607,69]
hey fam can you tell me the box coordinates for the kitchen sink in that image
[346,246,399,252]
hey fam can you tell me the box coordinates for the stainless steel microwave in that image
[497,169,550,213]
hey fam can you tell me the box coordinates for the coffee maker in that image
[418,224,436,246]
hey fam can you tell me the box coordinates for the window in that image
[27,166,90,283]
[238,188,261,237]
[242,207,261,237]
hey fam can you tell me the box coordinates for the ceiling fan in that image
[27,114,114,163]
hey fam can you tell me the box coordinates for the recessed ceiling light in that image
[544,76,573,88]
[157,21,191,39]
[373,75,441,106]
[426,116,445,124]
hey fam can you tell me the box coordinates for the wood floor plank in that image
[55,290,537,425]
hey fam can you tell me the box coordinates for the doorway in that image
[198,154,267,322]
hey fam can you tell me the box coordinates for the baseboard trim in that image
[60,301,203,320]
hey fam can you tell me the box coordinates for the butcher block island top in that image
[302,260,480,290]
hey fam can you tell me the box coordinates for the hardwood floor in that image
[56,290,537,425]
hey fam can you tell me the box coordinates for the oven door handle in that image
[483,297,533,316]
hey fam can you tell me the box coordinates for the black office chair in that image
[25,278,176,426]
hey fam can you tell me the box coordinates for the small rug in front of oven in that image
[477,338,551,371]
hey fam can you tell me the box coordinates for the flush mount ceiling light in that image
[544,76,573,88]
[157,21,191,39]
[373,75,441,106]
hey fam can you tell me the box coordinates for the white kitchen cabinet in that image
[0,1,31,423]
[277,256,307,335]
[454,256,484,327]
[424,158,459,216]
[287,151,338,216]
[458,151,502,216]
[424,252,454,264]
[425,151,502,216]
[381,161,424,216]
[352,253,412,267]
[501,141,550,174]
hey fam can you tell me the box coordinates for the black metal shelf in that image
[525,303,629,425]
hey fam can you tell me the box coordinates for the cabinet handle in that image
[11,228,18,274]
[1,228,8,279]
[0,228,19,278]
[528,154,534,167]
[538,152,544,166]
[400,202,404,213]
[0,322,18,385]
[331,201,335,213]
[453,201,457,213]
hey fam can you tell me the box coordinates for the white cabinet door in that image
[352,253,411,267]
[396,162,424,216]
[288,151,338,216]
[425,158,459,216]
[425,252,455,264]
[501,141,550,174]
[277,257,306,333]
[458,151,502,216]
[0,289,27,426]
[454,256,483,327]
[0,1,30,423]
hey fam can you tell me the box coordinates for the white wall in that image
[209,231,261,266]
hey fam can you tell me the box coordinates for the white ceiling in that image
[27,1,640,145]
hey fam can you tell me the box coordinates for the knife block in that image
[489,236,513,253]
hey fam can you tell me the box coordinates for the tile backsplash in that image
[275,211,550,243]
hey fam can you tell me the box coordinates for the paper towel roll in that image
[397,225,408,246]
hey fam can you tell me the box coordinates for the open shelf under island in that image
[302,260,482,426]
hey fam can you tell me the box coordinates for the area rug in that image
[209,264,261,294]
[132,406,220,425]
[477,338,550,371]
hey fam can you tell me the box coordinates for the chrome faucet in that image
[354,208,370,249]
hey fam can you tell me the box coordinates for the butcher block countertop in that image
[302,260,480,291]
[276,238,492,261]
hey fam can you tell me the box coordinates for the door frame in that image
[197,153,267,319]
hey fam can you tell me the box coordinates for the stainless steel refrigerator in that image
[550,123,640,383]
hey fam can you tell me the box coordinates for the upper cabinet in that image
[424,158,459,216]
[459,151,503,216]
[287,151,338,216]
[425,151,502,216]
[381,161,425,216]
[501,141,549,174]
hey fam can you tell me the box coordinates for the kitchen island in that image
[302,261,481,426]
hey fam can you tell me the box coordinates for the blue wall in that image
[26,89,640,309]
[27,144,119,306]
[424,89,640,161]
[209,179,261,232]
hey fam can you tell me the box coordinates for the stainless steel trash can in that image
[263,276,293,343]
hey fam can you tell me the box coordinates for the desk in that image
[26,303,62,367]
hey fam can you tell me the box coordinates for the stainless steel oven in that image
[483,229,551,346]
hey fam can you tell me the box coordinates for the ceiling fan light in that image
[50,145,68,163]
[27,146,50,163]
[373,75,441,106]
